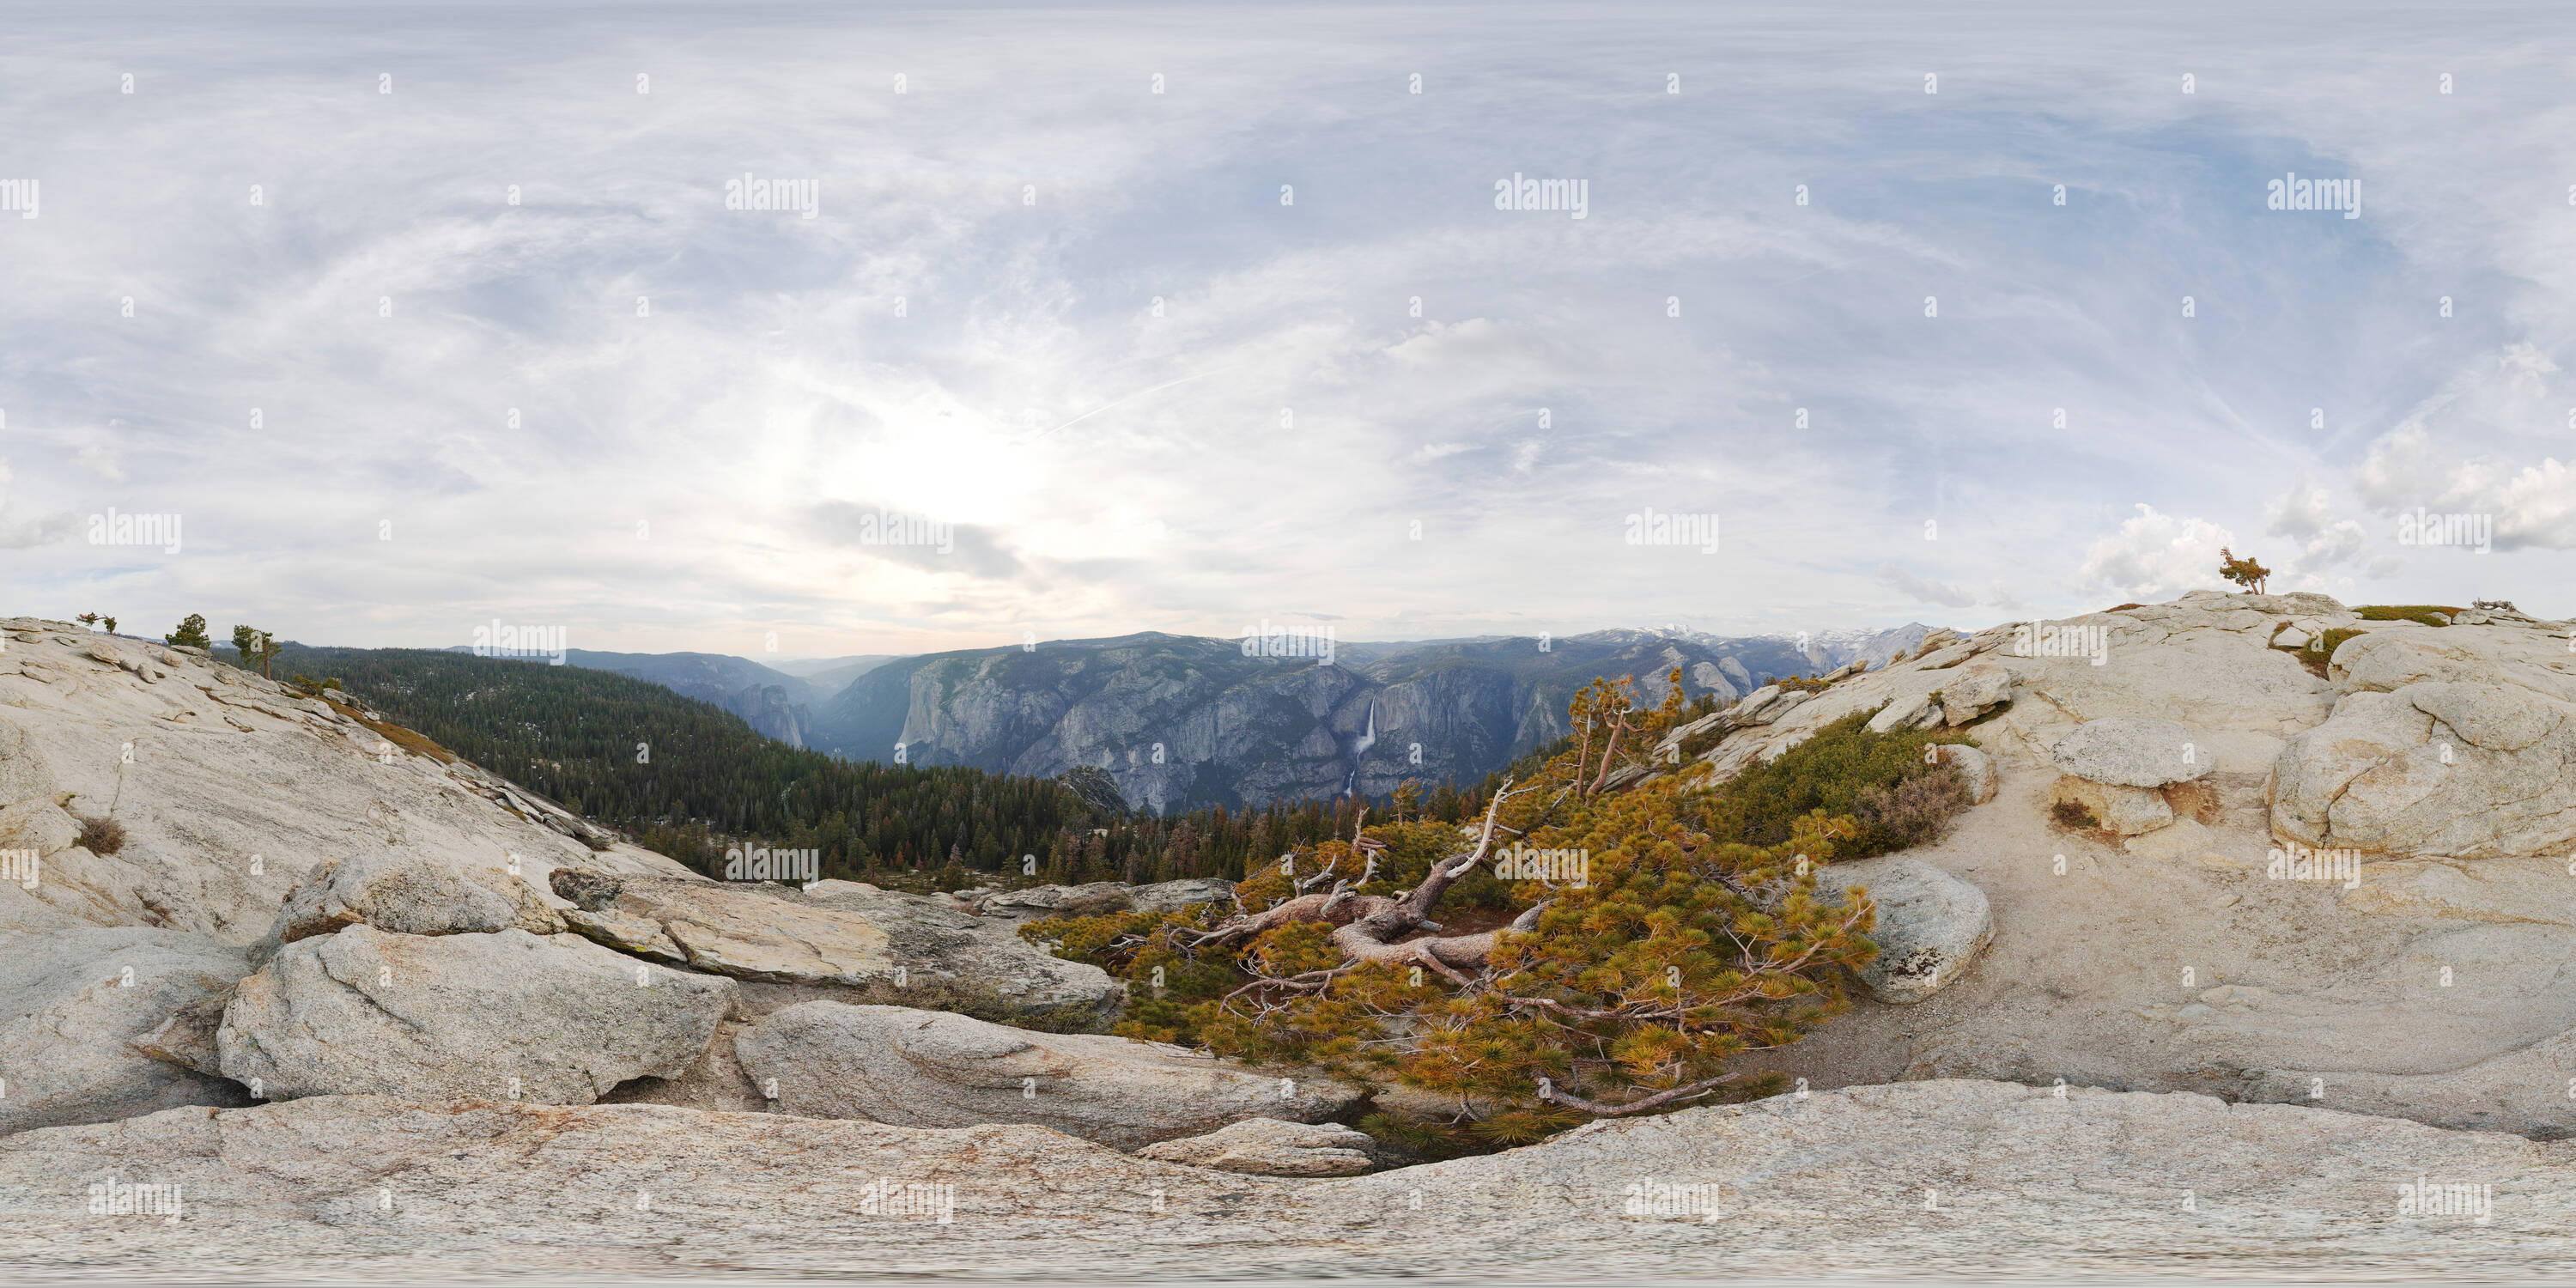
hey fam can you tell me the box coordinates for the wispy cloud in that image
[5,5,2573,651]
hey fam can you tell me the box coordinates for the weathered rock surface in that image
[550,870,1121,1028]
[7,1081,2576,1278]
[1827,857,1994,1003]
[2273,629,2576,858]
[2050,717,2215,787]
[969,877,1240,924]
[1929,743,1997,804]
[1136,1117,1382,1175]
[733,1000,1364,1148]
[216,925,734,1104]
[1935,663,2014,725]
[0,714,60,810]
[1866,690,1942,732]
[254,848,562,961]
[968,880,1136,922]
[2050,774,2173,835]
[0,927,252,1134]
[1129,876,1239,914]
[0,620,696,944]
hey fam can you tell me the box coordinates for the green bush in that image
[1704,711,1974,855]
[2305,627,2368,660]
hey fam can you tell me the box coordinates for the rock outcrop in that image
[1827,857,1994,1004]
[1704,592,2576,1142]
[1929,743,1997,804]
[254,848,563,961]
[2273,629,2576,859]
[549,871,1122,1028]
[2050,716,2217,787]
[0,619,695,944]
[5,1081,2574,1279]
[732,1000,1364,1148]
[216,925,734,1104]
[1136,1117,1382,1175]
[968,877,1239,924]
[0,927,251,1134]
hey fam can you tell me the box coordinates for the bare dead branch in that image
[1539,1072,1739,1116]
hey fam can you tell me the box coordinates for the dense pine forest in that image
[269,645,1532,889]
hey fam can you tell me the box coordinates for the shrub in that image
[1855,768,1972,849]
[1676,720,1731,760]
[2049,800,2099,830]
[2306,627,2368,659]
[1773,674,1833,694]
[76,814,127,854]
[2354,605,2463,628]
[1704,711,1976,854]
[1132,673,1975,1155]
[164,614,212,650]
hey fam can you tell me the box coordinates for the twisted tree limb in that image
[1186,779,1530,970]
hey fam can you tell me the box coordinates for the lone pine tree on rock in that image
[2218,548,2272,594]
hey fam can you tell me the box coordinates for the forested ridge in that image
[272,645,1528,887]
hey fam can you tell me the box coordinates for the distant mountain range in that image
[765,654,904,692]
[431,625,1930,811]
[802,625,1931,812]
[416,647,901,748]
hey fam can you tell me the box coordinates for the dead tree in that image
[1187,781,1540,980]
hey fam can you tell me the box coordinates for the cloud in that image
[805,502,1025,581]
[1876,563,1978,609]
[2264,476,2371,578]
[9,8,2576,650]
[0,461,76,550]
[2354,428,2576,550]
[72,441,126,483]
[2077,505,2233,600]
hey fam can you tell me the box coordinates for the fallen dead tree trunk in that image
[1188,781,1535,978]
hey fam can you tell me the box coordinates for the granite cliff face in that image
[805,629,1880,812]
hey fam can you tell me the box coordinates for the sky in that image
[4,1,2573,658]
